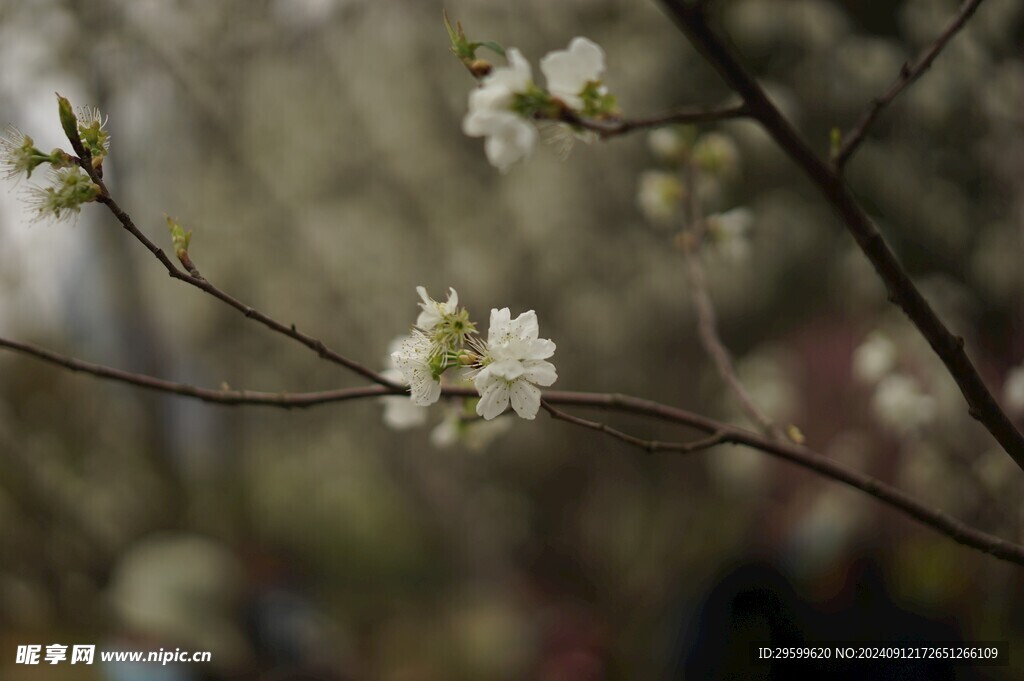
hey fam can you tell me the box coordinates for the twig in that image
[657,0,1024,472]
[541,398,729,454]
[88,183,398,390]
[833,0,988,169]
[0,336,390,407]
[4,333,1024,566]
[680,162,782,439]
[558,103,749,139]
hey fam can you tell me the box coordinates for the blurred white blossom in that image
[391,330,442,406]
[380,337,429,429]
[539,37,606,111]
[1003,365,1024,414]
[431,404,513,450]
[637,170,683,226]
[647,127,689,164]
[852,331,897,385]
[706,207,754,261]
[692,132,739,178]
[462,48,537,172]
[872,374,936,434]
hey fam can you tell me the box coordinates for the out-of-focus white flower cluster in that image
[853,330,936,435]
[382,286,557,449]
[637,125,754,264]
[455,27,615,172]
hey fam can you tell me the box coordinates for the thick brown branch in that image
[657,0,1024,472]
[4,334,1024,566]
[833,0,988,169]
[558,103,749,138]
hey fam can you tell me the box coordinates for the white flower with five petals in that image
[473,308,557,420]
[539,37,606,110]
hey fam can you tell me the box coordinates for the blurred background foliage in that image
[0,0,1022,678]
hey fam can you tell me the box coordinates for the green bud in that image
[166,215,195,270]
[56,93,82,150]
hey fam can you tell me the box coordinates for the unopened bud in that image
[468,59,492,77]
[56,94,82,151]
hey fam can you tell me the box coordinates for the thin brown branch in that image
[680,161,781,439]
[4,333,1024,566]
[657,0,1024,472]
[557,103,749,139]
[0,336,389,407]
[541,398,730,454]
[833,0,988,169]
[88,181,397,390]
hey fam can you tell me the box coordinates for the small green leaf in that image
[476,41,505,57]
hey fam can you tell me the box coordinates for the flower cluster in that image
[852,331,937,435]
[384,287,557,442]
[1,95,108,222]
[456,28,615,172]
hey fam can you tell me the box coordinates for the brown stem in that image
[4,333,1024,566]
[558,103,749,138]
[91,188,396,390]
[833,0,988,169]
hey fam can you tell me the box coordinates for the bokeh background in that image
[0,0,1023,678]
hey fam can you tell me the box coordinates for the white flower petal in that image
[525,338,556,360]
[521,359,557,387]
[508,380,542,419]
[477,381,510,420]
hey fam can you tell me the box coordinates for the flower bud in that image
[468,59,493,77]
[56,94,82,151]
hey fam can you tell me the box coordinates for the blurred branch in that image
[681,163,782,440]
[657,0,1024,473]
[833,0,988,170]
[5,333,1024,566]
[559,102,749,139]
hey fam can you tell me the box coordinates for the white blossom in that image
[391,330,442,406]
[416,285,459,332]
[852,332,897,385]
[380,368,428,429]
[462,48,537,172]
[431,404,512,450]
[692,132,740,177]
[647,127,689,164]
[1003,365,1024,414]
[706,207,754,261]
[474,308,557,420]
[637,170,684,226]
[872,374,936,434]
[539,37,605,110]
[379,336,429,429]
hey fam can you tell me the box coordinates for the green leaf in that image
[476,41,505,57]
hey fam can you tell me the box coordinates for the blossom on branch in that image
[391,330,443,406]
[462,48,538,172]
[539,37,608,113]
[473,308,557,420]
